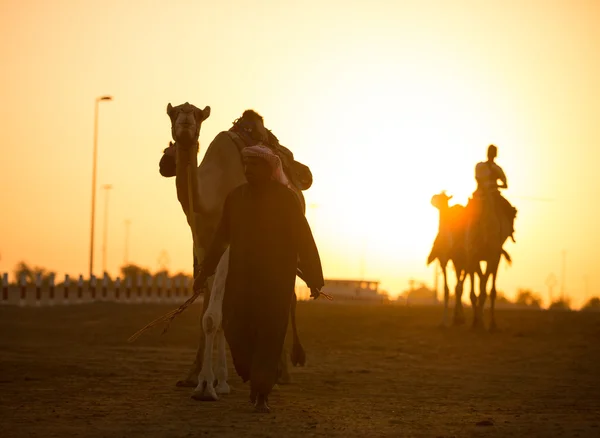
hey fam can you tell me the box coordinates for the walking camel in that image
[166,102,309,400]
[428,191,513,329]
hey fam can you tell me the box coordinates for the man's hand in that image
[310,287,333,300]
[310,287,321,299]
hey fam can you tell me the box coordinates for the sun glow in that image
[301,55,523,292]
[2,0,598,307]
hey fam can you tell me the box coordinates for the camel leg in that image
[176,293,209,387]
[278,293,304,383]
[440,262,450,327]
[214,328,230,394]
[289,293,306,367]
[278,345,292,385]
[192,248,229,402]
[474,266,488,330]
[453,269,466,326]
[488,254,501,332]
[191,317,218,401]
[469,267,480,328]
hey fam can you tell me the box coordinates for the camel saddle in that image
[225,130,313,191]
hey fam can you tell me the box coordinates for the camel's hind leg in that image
[289,293,306,367]
[214,328,230,394]
[192,248,229,402]
[487,253,502,332]
[277,346,292,385]
[440,261,450,327]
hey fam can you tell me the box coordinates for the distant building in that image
[398,282,440,306]
[322,278,387,301]
[295,278,387,301]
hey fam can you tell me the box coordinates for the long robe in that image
[200,181,324,395]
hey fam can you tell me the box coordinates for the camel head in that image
[166,102,211,148]
[430,191,453,210]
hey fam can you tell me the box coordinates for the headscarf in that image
[241,144,290,186]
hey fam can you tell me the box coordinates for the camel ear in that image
[193,105,211,124]
[167,103,178,123]
[448,195,453,200]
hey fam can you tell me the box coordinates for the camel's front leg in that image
[441,262,450,327]
[289,292,306,367]
[473,268,488,330]
[214,328,230,394]
[453,268,467,326]
[192,248,229,401]
[176,295,208,388]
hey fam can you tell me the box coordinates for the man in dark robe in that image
[193,144,325,413]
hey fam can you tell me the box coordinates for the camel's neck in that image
[437,207,450,230]
[174,138,203,220]
[174,140,199,167]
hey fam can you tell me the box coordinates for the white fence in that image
[0,272,195,307]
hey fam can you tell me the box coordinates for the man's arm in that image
[496,165,508,189]
[287,193,325,294]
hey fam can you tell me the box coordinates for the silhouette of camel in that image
[465,193,515,330]
[428,191,512,329]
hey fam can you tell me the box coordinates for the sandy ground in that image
[1,302,599,437]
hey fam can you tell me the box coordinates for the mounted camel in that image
[428,191,514,328]
[162,103,315,400]
[467,144,517,330]
[428,145,516,330]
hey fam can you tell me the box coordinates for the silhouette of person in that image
[472,144,516,241]
[193,145,324,413]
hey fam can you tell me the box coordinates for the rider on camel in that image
[472,144,517,242]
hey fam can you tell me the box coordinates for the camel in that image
[465,192,516,330]
[427,191,513,329]
[165,102,309,401]
[427,192,470,327]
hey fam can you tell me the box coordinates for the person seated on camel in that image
[472,144,517,242]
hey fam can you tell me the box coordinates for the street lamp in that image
[101,184,113,275]
[89,95,113,278]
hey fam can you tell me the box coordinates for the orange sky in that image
[1,0,599,307]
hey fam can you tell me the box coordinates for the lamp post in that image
[89,95,113,278]
[101,184,113,275]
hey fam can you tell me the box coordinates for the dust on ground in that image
[1,302,599,437]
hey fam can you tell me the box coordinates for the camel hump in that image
[198,131,245,167]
